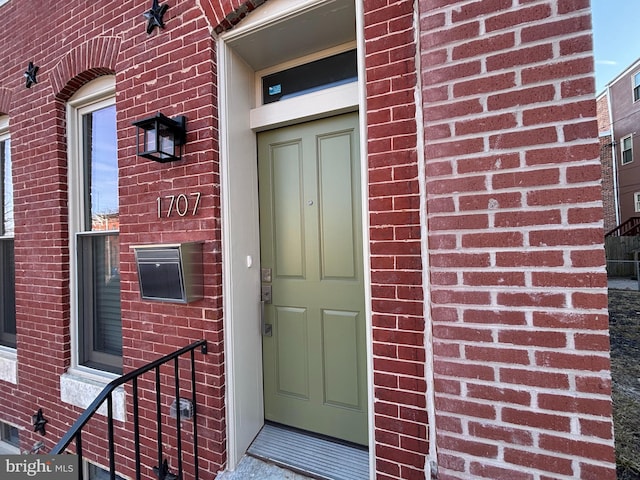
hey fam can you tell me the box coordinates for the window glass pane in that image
[622,136,633,164]
[3,139,12,236]
[84,105,118,232]
[79,234,121,363]
[262,49,357,104]
[88,463,125,480]
[93,234,121,356]
[0,236,15,348]
[1,239,15,336]
[0,423,19,447]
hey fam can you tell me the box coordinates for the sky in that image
[591,0,640,93]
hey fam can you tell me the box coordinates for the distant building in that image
[0,1,616,479]
[600,57,640,233]
[597,91,617,233]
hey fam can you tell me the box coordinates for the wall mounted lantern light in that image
[132,113,186,163]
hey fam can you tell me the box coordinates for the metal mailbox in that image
[132,242,203,303]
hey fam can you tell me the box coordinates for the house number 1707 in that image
[157,192,202,218]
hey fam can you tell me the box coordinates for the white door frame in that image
[217,0,373,473]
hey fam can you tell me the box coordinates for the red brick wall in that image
[363,1,429,478]
[600,135,616,234]
[597,92,611,133]
[0,1,225,477]
[419,0,615,479]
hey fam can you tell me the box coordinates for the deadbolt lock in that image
[261,284,272,304]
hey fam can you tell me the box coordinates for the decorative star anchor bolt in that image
[32,408,48,436]
[24,61,39,88]
[143,0,169,34]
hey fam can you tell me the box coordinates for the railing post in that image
[190,347,200,480]
[155,366,163,480]
[133,376,141,480]
[174,357,183,478]
[107,394,116,480]
[76,431,84,480]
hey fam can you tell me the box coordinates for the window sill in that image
[0,442,19,454]
[60,369,126,422]
[0,347,17,384]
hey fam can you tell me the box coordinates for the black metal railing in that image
[605,216,640,237]
[51,339,208,480]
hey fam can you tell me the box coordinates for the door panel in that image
[322,309,362,409]
[319,132,357,279]
[271,141,305,278]
[259,112,367,445]
[275,306,309,399]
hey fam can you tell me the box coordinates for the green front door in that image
[258,112,367,445]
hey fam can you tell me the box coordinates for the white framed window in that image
[260,48,357,105]
[255,42,357,107]
[634,193,640,213]
[250,42,359,130]
[85,461,126,480]
[621,135,633,165]
[0,116,15,349]
[0,421,19,453]
[634,71,640,102]
[68,76,121,374]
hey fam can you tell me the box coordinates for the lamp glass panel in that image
[159,124,175,157]
[144,125,157,153]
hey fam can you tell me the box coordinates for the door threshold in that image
[247,423,369,480]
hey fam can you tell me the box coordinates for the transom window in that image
[0,116,15,349]
[622,135,633,165]
[68,77,121,374]
[261,49,357,104]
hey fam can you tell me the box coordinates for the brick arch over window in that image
[0,87,11,115]
[50,36,121,101]
[200,0,267,34]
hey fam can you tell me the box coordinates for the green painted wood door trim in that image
[258,112,367,445]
